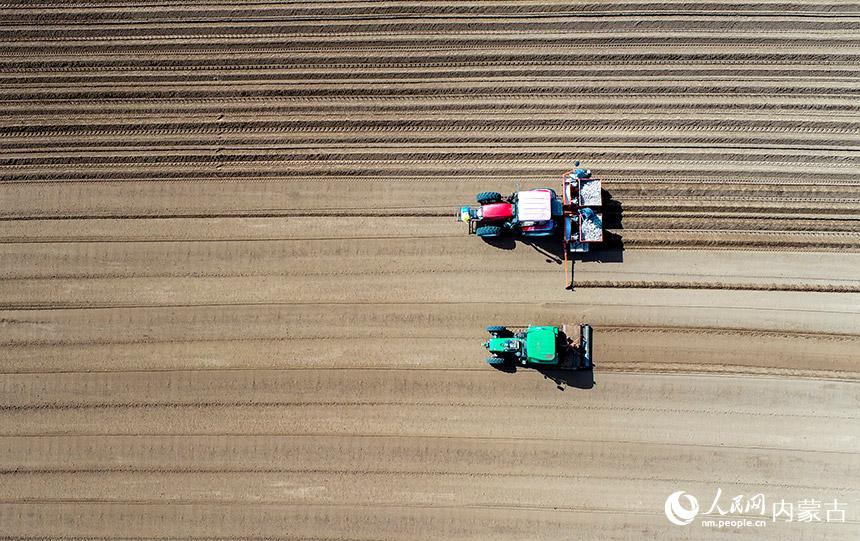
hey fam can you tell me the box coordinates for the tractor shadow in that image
[523,236,565,265]
[489,363,596,391]
[481,236,516,251]
[538,367,596,391]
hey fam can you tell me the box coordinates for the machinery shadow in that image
[488,364,596,391]
[480,236,516,250]
[580,231,624,263]
[522,236,565,265]
[583,190,625,263]
[537,367,596,391]
[481,235,569,267]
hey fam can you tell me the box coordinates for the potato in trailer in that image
[562,164,604,249]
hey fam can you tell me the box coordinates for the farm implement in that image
[458,162,604,288]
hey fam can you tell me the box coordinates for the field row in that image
[3,292,859,378]
[2,0,858,20]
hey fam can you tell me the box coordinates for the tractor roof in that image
[517,190,552,222]
[525,326,558,363]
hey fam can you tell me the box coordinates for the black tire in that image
[476,225,503,238]
[476,191,502,204]
[486,356,507,366]
[486,325,512,338]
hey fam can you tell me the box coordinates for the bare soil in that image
[1,1,858,539]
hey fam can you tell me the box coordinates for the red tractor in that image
[458,162,605,288]
[458,188,563,238]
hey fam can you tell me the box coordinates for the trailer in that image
[562,163,604,288]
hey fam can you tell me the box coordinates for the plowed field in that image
[1,1,858,539]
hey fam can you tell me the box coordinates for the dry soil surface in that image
[1,1,859,539]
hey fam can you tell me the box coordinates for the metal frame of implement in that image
[561,164,603,289]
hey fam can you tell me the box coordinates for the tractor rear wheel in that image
[476,191,502,204]
[476,225,503,238]
[486,325,512,337]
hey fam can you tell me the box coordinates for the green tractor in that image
[483,324,593,370]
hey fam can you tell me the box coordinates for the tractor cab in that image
[515,190,552,222]
[514,189,559,237]
[524,326,559,364]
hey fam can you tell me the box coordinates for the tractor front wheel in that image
[476,191,502,204]
[476,225,503,238]
[486,356,507,366]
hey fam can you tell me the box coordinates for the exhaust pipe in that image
[579,324,593,369]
